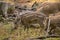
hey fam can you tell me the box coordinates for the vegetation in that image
[0,23,60,40]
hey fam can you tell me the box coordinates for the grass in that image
[0,23,60,40]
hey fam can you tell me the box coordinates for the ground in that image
[0,22,60,40]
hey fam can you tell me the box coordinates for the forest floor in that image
[0,22,60,40]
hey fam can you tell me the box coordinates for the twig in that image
[35,35,60,39]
